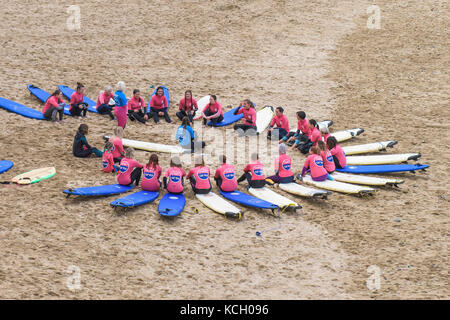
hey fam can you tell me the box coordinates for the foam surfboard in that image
[342,141,397,155]
[318,120,333,129]
[11,167,55,185]
[278,182,331,199]
[196,192,243,219]
[256,106,275,134]
[331,128,364,142]
[58,85,98,113]
[248,187,300,210]
[193,95,210,121]
[158,193,186,217]
[63,184,134,196]
[27,85,72,116]
[103,135,184,154]
[208,106,243,127]
[110,190,159,208]
[147,85,170,113]
[0,97,45,120]
[336,164,429,174]
[0,160,13,174]
[346,153,421,165]
[219,190,278,210]
[331,172,404,186]
[301,175,375,195]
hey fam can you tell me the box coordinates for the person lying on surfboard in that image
[114,81,128,129]
[69,82,89,118]
[117,148,143,187]
[187,156,212,195]
[214,155,238,192]
[237,153,266,188]
[176,90,198,122]
[96,85,115,120]
[176,117,206,153]
[318,140,335,174]
[149,86,171,123]
[43,89,65,122]
[127,89,151,126]
[201,95,224,127]
[267,107,289,141]
[108,127,125,163]
[73,124,103,158]
[282,111,309,149]
[233,99,257,136]
[300,146,333,181]
[141,154,162,192]
[326,136,347,169]
[163,156,186,194]
[266,143,294,184]
[102,142,119,173]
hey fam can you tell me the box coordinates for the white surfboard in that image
[346,153,421,165]
[256,106,275,134]
[331,128,364,143]
[248,187,300,209]
[196,192,243,219]
[278,182,331,199]
[104,136,184,154]
[193,95,210,120]
[11,167,56,185]
[301,175,375,195]
[331,172,404,186]
[342,141,397,155]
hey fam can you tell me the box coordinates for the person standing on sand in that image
[128,89,150,126]
[176,90,198,122]
[42,89,65,122]
[114,81,128,129]
[233,99,257,136]
[96,85,116,120]
[149,86,171,123]
[200,95,224,127]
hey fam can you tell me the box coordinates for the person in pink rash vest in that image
[233,99,257,136]
[141,154,162,192]
[283,111,309,150]
[266,143,294,184]
[42,89,65,122]
[326,136,347,169]
[300,146,332,182]
[187,156,212,194]
[176,90,198,122]
[117,148,143,186]
[268,106,290,140]
[318,140,335,173]
[149,86,171,123]
[96,85,116,120]
[320,127,331,143]
[102,141,119,173]
[69,82,89,117]
[214,155,238,192]
[201,94,224,127]
[108,127,125,163]
[163,156,186,194]
[237,153,266,188]
[127,89,150,126]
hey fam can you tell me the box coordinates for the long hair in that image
[310,146,320,155]
[76,82,84,91]
[46,89,61,102]
[78,124,89,135]
[125,147,135,159]
[184,90,193,109]
[309,119,318,128]
[326,136,338,150]
[317,140,326,152]
[146,154,159,169]
[113,126,124,138]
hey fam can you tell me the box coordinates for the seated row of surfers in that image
[99,141,347,196]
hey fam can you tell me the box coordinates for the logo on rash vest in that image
[327,155,333,162]
[224,168,235,180]
[144,172,155,180]
[102,161,108,168]
[282,159,291,171]
[119,163,129,173]
[170,175,181,183]
[253,166,264,176]
[198,169,209,180]
[314,160,323,167]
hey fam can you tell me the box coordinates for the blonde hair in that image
[125,147,135,158]
[116,81,126,91]
[104,85,113,93]
[113,126,124,138]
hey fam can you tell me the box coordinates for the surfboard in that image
[208,106,243,127]
[158,193,186,217]
[342,141,397,155]
[193,95,210,121]
[301,175,375,195]
[103,136,184,154]
[0,97,45,120]
[331,172,404,186]
[147,85,170,113]
[27,85,72,116]
[336,164,429,174]
[256,106,275,134]
[219,190,278,210]
[0,160,13,174]
[11,167,55,185]
[196,192,243,219]
[110,190,159,208]
[331,128,364,142]
[248,187,300,210]
[278,182,331,199]
[58,85,98,113]
[63,184,134,196]
[346,153,421,165]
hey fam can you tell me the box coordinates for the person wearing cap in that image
[266,143,294,184]
[96,85,116,120]
[267,106,289,140]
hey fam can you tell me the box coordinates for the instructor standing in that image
[114,81,128,129]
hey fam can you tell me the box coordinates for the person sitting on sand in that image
[102,141,119,173]
[175,117,205,153]
[73,124,103,158]
[266,143,294,184]
[141,154,162,192]
[96,85,115,120]
[117,148,143,186]
[69,82,89,118]
[320,126,331,143]
[42,89,65,122]
[318,140,335,174]
[176,90,198,122]
[237,153,266,188]
[114,81,128,129]
[128,89,150,125]
[214,155,237,192]
[149,86,171,123]
[300,146,333,181]
[233,99,257,136]
[108,127,125,163]
[187,156,212,195]
[294,119,321,154]
[326,136,347,169]
[282,111,309,149]
[163,156,186,194]
[201,95,224,127]
[267,107,289,140]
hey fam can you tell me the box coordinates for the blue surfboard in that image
[220,190,278,210]
[0,97,45,120]
[0,160,13,174]
[27,85,72,116]
[158,193,185,217]
[208,106,244,127]
[110,190,159,208]
[58,85,98,113]
[147,85,170,113]
[63,184,134,196]
[336,164,429,174]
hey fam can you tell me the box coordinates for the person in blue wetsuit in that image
[175,117,205,153]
